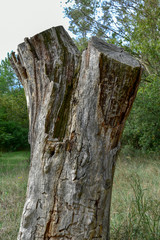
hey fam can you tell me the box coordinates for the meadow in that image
[111,153,160,240]
[0,151,159,240]
[0,151,29,240]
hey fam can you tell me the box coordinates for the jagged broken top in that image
[16,26,140,69]
[91,36,140,68]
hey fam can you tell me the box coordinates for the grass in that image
[0,151,30,240]
[111,153,160,240]
[0,151,159,240]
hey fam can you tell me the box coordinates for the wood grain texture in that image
[10,26,142,240]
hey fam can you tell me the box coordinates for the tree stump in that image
[11,26,142,240]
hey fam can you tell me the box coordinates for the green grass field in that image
[0,151,159,240]
[0,151,30,240]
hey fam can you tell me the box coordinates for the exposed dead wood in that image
[10,26,142,240]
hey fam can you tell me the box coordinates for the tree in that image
[10,26,142,240]
[0,55,29,151]
[63,0,142,41]
[0,54,21,93]
[63,0,160,153]
[122,75,160,152]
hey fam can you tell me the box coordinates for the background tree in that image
[0,55,29,151]
[63,0,160,153]
[0,55,21,92]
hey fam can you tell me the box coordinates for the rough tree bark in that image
[11,26,142,240]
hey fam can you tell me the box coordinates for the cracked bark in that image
[10,26,142,240]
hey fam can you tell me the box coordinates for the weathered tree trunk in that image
[11,26,142,240]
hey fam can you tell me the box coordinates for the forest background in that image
[0,0,159,154]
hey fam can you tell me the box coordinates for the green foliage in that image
[121,0,160,153]
[0,55,29,151]
[129,0,160,75]
[64,0,143,40]
[0,88,28,126]
[0,54,21,93]
[123,75,160,153]
[0,121,29,151]
[64,0,100,38]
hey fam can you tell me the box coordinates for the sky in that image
[0,0,72,61]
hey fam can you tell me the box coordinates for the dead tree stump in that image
[11,26,142,240]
